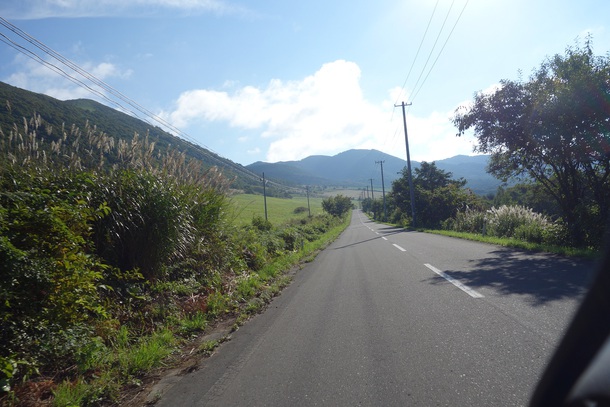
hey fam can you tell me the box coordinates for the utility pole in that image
[261,172,268,221]
[369,178,375,200]
[395,101,416,227]
[376,160,387,221]
[306,185,311,217]
[366,185,369,199]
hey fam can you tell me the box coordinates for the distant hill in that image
[247,149,504,195]
[0,81,263,192]
[0,82,505,196]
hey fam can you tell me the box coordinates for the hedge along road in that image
[155,209,594,406]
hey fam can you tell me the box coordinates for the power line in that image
[407,0,457,105]
[409,0,469,103]
[0,17,198,147]
[393,0,440,108]
[0,18,302,193]
[386,1,468,153]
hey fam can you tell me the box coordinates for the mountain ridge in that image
[247,149,503,195]
[0,81,265,192]
[0,81,503,196]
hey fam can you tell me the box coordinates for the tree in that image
[390,161,481,228]
[322,195,353,217]
[453,38,610,247]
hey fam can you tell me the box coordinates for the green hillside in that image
[0,81,258,191]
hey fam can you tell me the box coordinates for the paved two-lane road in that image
[156,209,593,406]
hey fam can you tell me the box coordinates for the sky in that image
[0,0,609,166]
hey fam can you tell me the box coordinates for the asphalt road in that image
[155,209,594,406]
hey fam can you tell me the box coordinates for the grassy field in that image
[320,188,365,199]
[229,194,326,226]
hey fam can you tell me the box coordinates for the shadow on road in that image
[332,228,413,250]
[431,249,596,306]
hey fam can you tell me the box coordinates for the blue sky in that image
[1,0,609,166]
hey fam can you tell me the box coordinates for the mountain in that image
[0,82,504,196]
[247,149,504,195]
[0,81,259,191]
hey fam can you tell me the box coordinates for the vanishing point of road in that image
[155,209,593,406]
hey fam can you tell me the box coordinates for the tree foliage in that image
[390,161,482,228]
[453,38,610,247]
[322,195,353,217]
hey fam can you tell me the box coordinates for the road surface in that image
[155,209,594,406]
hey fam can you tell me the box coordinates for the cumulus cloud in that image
[1,0,247,19]
[164,60,478,163]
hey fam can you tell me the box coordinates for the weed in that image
[198,340,219,355]
[115,329,175,378]
[178,312,208,337]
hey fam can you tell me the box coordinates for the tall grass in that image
[445,204,571,248]
[0,111,352,406]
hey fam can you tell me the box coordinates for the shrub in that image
[446,204,573,247]
[251,215,273,231]
[293,206,309,214]
[92,170,195,280]
[485,205,551,239]
[0,169,109,380]
[446,207,487,234]
[279,227,301,251]
[322,195,353,217]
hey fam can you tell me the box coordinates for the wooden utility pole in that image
[261,172,268,221]
[376,160,387,221]
[395,101,416,227]
[306,185,311,217]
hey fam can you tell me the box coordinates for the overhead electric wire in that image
[393,0,440,108]
[0,33,127,112]
[406,0,456,107]
[0,17,200,148]
[409,0,469,104]
[0,17,301,193]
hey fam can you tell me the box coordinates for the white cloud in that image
[89,62,132,80]
[164,60,478,163]
[3,54,132,101]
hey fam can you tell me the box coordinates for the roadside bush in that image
[445,207,486,234]
[322,195,353,217]
[252,215,272,231]
[0,169,108,382]
[445,204,573,247]
[293,206,308,214]
[92,170,195,280]
[541,221,571,246]
[486,205,551,239]
[279,227,301,251]
[514,223,545,244]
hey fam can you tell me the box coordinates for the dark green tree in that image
[493,184,560,217]
[390,161,481,228]
[453,38,610,247]
[322,195,353,217]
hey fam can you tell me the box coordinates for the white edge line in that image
[393,243,407,252]
[424,263,484,299]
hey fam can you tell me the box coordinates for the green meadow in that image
[229,194,325,226]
